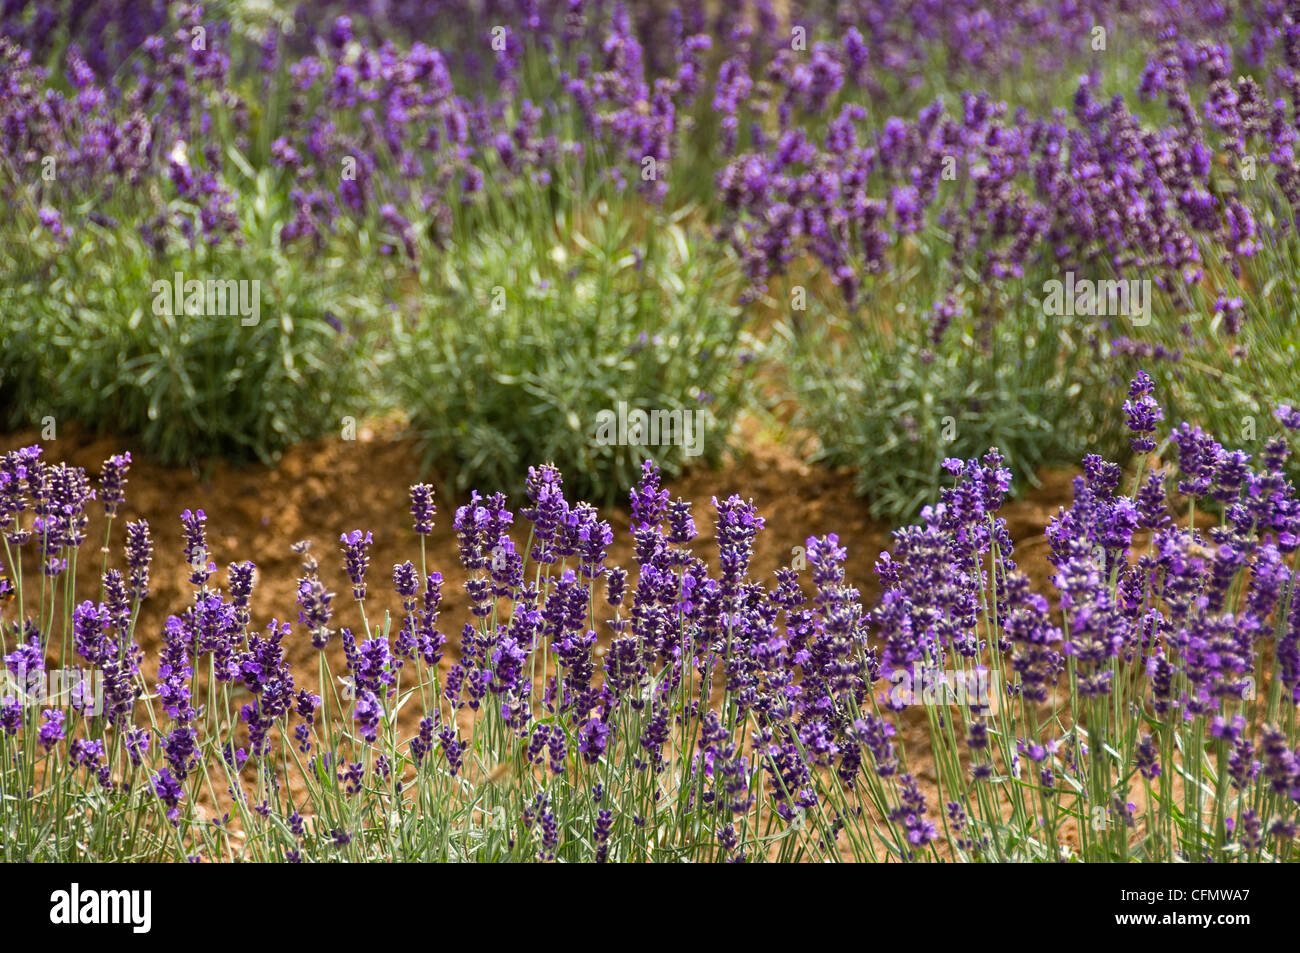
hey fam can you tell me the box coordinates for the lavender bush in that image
[1,202,376,465]
[390,210,757,505]
[3,376,1300,862]
[720,12,1300,517]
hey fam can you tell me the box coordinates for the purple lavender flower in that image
[1171,424,1224,499]
[629,460,670,531]
[152,768,185,822]
[409,484,436,535]
[1215,294,1245,334]
[38,206,64,237]
[228,561,255,626]
[1276,405,1300,431]
[0,699,20,737]
[354,690,382,744]
[594,808,614,862]
[339,530,373,600]
[125,519,153,601]
[125,728,151,766]
[889,773,936,851]
[1136,734,1161,780]
[713,494,764,595]
[38,709,65,750]
[181,509,212,587]
[605,566,627,607]
[1123,371,1163,454]
[99,452,130,518]
[393,560,420,609]
[69,738,105,770]
[854,715,898,777]
[578,716,611,765]
[298,576,335,648]
[666,498,696,543]
[521,466,567,564]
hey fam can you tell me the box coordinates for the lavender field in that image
[1,1,1299,869]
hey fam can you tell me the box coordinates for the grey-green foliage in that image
[0,182,375,465]
[784,277,1124,523]
[1125,192,1300,456]
[391,206,757,504]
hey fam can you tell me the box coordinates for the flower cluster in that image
[3,0,1286,302]
[2,375,1297,862]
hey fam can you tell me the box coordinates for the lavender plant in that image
[0,198,377,465]
[778,257,1121,521]
[4,375,1300,862]
[873,374,1300,862]
[390,209,757,505]
[724,12,1300,519]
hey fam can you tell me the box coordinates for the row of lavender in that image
[3,2,1297,513]
[4,1,1288,286]
[2,377,1299,861]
